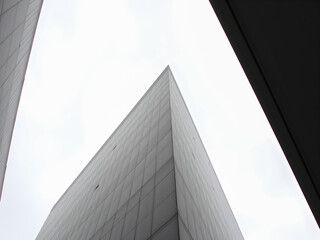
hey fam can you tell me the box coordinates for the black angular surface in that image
[208,0,320,226]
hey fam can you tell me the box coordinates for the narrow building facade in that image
[0,0,43,198]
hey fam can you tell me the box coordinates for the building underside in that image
[208,0,320,226]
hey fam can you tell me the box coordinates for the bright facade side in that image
[0,0,43,199]
[36,66,243,240]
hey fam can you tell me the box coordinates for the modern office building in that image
[208,1,320,226]
[36,67,243,240]
[0,0,43,199]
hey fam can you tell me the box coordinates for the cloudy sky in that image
[0,0,319,239]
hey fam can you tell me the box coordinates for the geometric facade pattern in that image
[0,0,43,199]
[36,66,243,239]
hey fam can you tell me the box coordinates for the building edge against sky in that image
[36,66,243,239]
[207,0,320,226]
[168,67,243,239]
[0,0,44,199]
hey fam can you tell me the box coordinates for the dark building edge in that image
[0,0,45,200]
[207,0,320,226]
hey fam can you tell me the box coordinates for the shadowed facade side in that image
[208,0,320,226]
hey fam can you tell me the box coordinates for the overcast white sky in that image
[0,0,319,239]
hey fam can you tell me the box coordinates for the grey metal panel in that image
[37,68,176,240]
[0,0,43,199]
[36,67,242,239]
[168,68,243,239]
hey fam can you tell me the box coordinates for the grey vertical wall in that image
[37,66,242,239]
[0,0,43,198]
[169,70,243,239]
